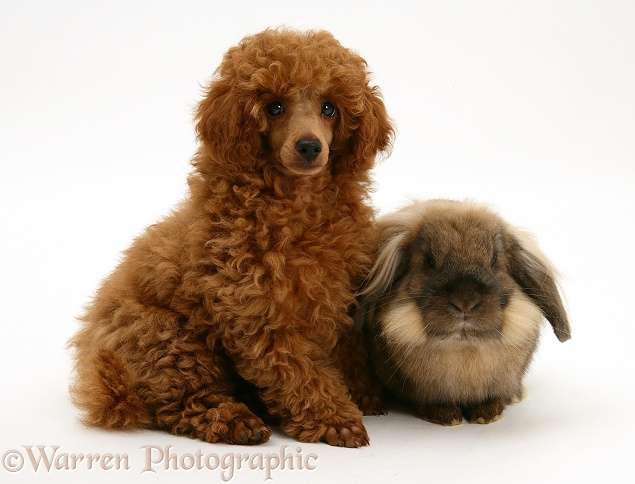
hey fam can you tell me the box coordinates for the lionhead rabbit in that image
[356,199,571,425]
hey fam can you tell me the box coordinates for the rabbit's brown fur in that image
[356,199,570,425]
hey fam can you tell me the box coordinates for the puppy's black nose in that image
[295,139,322,162]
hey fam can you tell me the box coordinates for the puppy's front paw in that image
[324,422,369,448]
[227,416,272,445]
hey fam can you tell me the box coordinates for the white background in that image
[1,1,634,482]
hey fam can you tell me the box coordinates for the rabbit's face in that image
[401,214,517,343]
[358,200,571,346]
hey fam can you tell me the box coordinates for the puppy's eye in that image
[266,101,284,116]
[322,101,337,117]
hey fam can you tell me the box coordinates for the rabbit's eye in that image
[424,252,436,270]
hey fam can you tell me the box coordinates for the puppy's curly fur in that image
[69,28,393,447]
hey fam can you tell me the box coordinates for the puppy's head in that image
[194,28,393,179]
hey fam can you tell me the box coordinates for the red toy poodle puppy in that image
[69,28,393,448]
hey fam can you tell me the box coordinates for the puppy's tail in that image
[70,349,151,429]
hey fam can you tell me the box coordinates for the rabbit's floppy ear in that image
[354,222,411,330]
[505,227,571,342]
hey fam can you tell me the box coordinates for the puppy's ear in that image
[341,86,394,174]
[194,74,263,169]
[505,227,571,342]
[354,226,410,330]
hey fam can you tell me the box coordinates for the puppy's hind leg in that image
[156,389,272,445]
[72,301,271,445]
[145,335,272,445]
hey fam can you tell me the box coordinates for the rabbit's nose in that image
[449,299,483,319]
